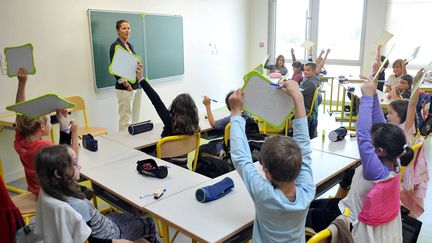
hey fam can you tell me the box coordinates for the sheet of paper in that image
[374,31,393,47]
[301,40,315,49]
[405,46,421,63]
[4,43,36,77]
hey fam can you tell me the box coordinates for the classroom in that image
[1,0,431,242]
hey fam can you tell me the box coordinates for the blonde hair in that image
[15,115,50,137]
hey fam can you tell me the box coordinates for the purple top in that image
[292,71,303,83]
[357,95,390,181]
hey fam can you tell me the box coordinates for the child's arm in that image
[376,45,382,66]
[70,121,79,156]
[358,82,391,181]
[15,68,27,104]
[405,69,424,132]
[229,89,266,200]
[264,54,273,69]
[281,81,314,191]
[202,96,216,128]
[137,63,171,127]
[316,49,330,74]
[291,48,297,62]
[316,49,325,65]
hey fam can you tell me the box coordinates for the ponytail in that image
[399,145,415,167]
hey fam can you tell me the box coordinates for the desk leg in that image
[336,89,349,122]
[347,97,356,130]
[329,78,335,112]
[335,82,341,111]
[161,220,170,243]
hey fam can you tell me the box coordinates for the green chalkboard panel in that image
[143,15,184,80]
[88,10,145,89]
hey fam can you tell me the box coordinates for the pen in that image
[202,96,218,102]
[269,83,304,91]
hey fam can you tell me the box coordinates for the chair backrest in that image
[35,190,91,243]
[224,123,231,147]
[307,208,350,243]
[156,133,201,171]
[64,96,89,128]
[307,87,320,117]
[400,138,424,179]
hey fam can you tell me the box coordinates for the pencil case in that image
[136,159,168,179]
[195,177,234,203]
[82,134,98,152]
[328,126,348,142]
[128,120,153,135]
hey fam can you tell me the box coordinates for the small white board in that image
[6,94,74,118]
[109,45,142,83]
[4,43,36,77]
[242,71,294,128]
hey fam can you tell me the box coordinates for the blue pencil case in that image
[195,177,234,203]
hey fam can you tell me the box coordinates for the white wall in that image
[247,0,388,76]
[0,0,249,182]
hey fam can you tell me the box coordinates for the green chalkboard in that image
[88,10,184,89]
[143,15,184,80]
[88,10,145,89]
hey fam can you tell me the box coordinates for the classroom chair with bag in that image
[64,96,108,138]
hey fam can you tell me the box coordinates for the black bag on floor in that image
[401,206,422,243]
[195,152,234,178]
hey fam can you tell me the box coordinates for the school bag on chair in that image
[401,206,422,243]
[417,92,432,136]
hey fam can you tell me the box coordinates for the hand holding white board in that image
[4,43,36,77]
[109,45,142,83]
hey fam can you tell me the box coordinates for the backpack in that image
[195,150,234,178]
[416,92,432,136]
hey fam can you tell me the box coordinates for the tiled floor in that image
[7,104,432,242]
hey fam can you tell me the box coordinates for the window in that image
[317,0,365,62]
[271,0,366,64]
[386,0,432,67]
[274,0,310,61]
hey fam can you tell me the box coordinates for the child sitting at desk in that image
[13,68,79,196]
[388,74,413,100]
[306,81,414,242]
[290,48,303,84]
[300,63,322,138]
[202,91,256,132]
[229,81,315,242]
[137,64,200,168]
[35,145,158,243]
[385,59,406,93]
[264,54,288,76]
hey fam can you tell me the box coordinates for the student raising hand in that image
[228,89,244,115]
[280,80,306,119]
[361,81,378,97]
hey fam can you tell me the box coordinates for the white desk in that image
[310,135,360,160]
[104,109,230,150]
[146,151,357,243]
[337,82,389,130]
[79,136,143,170]
[80,152,210,214]
[103,122,165,150]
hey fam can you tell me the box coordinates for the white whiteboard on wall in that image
[242,71,294,128]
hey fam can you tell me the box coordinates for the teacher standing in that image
[109,19,143,131]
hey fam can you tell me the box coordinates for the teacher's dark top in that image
[109,38,140,90]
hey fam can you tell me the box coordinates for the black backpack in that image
[195,140,234,178]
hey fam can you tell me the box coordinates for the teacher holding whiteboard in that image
[109,19,143,131]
